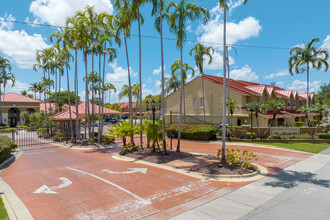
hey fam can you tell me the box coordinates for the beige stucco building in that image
[1,93,40,127]
[165,75,316,127]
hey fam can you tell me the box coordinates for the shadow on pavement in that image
[264,170,330,189]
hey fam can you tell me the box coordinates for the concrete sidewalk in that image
[169,147,330,220]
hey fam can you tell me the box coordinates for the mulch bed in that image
[125,148,258,175]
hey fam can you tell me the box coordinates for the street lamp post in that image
[246,103,259,143]
[146,100,162,125]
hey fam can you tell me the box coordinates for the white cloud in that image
[29,0,114,26]
[0,14,15,30]
[321,35,330,52]
[152,65,165,75]
[286,80,321,93]
[105,60,137,101]
[197,14,261,51]
[276,81,284,88]
[264,70,290,79]
[0,16,49,69]
[204,51,235,70]
[8,80,29,93]
[229,65,259,82]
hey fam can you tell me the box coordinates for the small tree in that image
[226,97,239,129]
[263,99,284,137]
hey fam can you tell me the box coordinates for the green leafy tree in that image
[263,99,284,137]
[143,120,164,152]
[315,82,330,105]
[109,103,122,112]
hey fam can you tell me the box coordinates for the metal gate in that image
[0,127,56,148]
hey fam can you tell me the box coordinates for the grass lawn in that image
[254,142,329,154]
[0,196,9,220]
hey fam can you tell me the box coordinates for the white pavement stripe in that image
[66,167,151,205]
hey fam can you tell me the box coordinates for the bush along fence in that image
[0,135,17,164]
[165,124,216,141]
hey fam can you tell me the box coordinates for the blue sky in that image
[0,0,329,103]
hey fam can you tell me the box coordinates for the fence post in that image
[12,130,15,143]
[170,111,172,124]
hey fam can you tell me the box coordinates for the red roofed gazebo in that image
[49,110,84,134]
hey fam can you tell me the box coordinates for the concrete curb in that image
[112,153,268,182]
[0,150,34,220]
[41,139,115,150]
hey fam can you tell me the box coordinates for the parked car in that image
[105,118,120,123]
[121,115,129,120]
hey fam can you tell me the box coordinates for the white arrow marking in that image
[34,177,72,194]
[102,168,147,175]
[67,167,151,205]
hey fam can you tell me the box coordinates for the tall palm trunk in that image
[66,52,73,140]
[160,0,166,155]
[91,54,95,138]
[59,71,61,111]
[0,85,2,125]
[43,71,48,127]
[177,43,184,152]
[101,45,107,141]
[55,69,58,112]
[124,35,135,146]
[256,113,261,138]
[201,72,206,123]
[306,61,309,108]
[97,53,102,143]
[84,51,90,139]
[75,49,80,140]
[221,0,227,164]
[138,7,143,149]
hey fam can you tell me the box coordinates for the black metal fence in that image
[0,127,57,148]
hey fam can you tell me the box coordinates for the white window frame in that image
[193,99,198,108]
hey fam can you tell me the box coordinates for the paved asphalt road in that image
[0,139,312,219]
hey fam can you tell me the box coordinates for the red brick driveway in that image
[1,139,311,219]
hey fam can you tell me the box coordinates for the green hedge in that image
[309,120,318,126]
[269,134,313,140]
[316,133,330,139]
[165,124,216,141]
[295,121,304,127]
[245,132,257,139]
[0,135,16,164]
[0,128,16,133]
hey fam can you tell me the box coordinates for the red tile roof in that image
[282,110,305,116]
[40,103,57,112]
[62,102,121,115]
[49,110,84,121]
[1,92,40,103]
[117,102,136,109]
[259,111,290,118]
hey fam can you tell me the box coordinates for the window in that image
[200,98,204,108]
[193,99,198,108]
[293,99,296,108]
[287,99,291,107]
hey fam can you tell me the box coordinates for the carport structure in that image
[49,110,84,134]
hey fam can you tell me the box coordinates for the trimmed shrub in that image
[295,121,304,127]
[245,132,257,140]
[0,125,10,130]
[309,120,318,126]
[54,133,67,141]
[269,135,281,139]
[119,143,140,155]
[0,135,16,163]
[101,135,115,143]
[0,128,16,133]
[316,133,330,139]
[165,124,216,141]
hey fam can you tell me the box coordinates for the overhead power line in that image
[0,18,328,51]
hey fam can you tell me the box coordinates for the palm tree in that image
[189,43,214,123]
[171,59,195,124]
[0,59,15,125]
[226,97,239,129]
[165,74,180,95]
[36,82,44,100]
[219,0,248,164]
[114,0,136,146]
[247,101,265,138]
[289,38,329,108]
[21,90,28,96]
[105,83,116,106]
[152,0,167,155]
[159,0,209,152]
[312,103,328,134]
[29,82,39,99]
[263,99,284,137]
